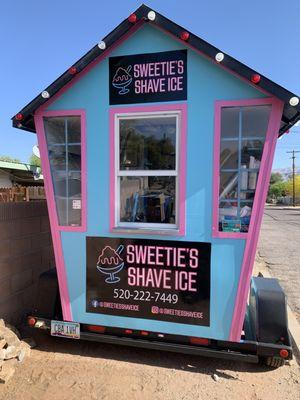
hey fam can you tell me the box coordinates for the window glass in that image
[218,105,271,233]
[116,113,179,229]
[220,140,238,170]
[67,116,81,143]
[43,117,65,144]
[47,146,66,169]
[219,171,238,200]
[221,108,240,139]
[119,117,176,170]
[120,176,176,224]
[242,106,270,138]
[44,116,82,227]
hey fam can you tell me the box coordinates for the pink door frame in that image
[34,109,87,321]
[211,97,284,341]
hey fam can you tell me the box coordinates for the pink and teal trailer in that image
[13,5,300,365]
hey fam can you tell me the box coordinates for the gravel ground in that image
[258,206,300,323]
[0,331,299,400]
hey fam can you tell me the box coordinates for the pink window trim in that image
[109,103,187,236]
[212,97,281,239]
[226,98,284,341]
[34,109,88,322]
[34,109,87,233]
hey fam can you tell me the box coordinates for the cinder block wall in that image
[0,201,54,325]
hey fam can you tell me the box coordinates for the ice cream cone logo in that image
[96,245,124,284]
[112,66,132,95]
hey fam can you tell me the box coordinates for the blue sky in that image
[1,0,299,170]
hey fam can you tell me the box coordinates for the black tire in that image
[261,356,285,368]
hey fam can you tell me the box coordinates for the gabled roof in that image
[12,4,300,136]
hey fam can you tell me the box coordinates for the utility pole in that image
[287,150,300,207]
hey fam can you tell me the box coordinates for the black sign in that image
[86,237,211,326]
[109,50,187,105]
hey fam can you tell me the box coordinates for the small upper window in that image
[218,105,271,233]
[43,116,82,227]
[115,112,180,230]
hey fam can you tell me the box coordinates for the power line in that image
[286,150,300,207]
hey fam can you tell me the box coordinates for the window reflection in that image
[120,117,176,170]
[44,116,82,227]
[219,105,271,233]
[120,176,176,224]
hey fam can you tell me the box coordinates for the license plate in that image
[51,320,80,339]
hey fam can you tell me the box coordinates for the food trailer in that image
[13,5,300,367]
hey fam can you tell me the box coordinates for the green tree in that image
[268,181,287,198]
[0,155,21,163]
[268,172,285,200]
[285,175,300,197]
[269,172,284,185]
[29,153,41,167]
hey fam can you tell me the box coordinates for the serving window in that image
[43,116,83,227]
[217,104,271,234]
[113,110,183,232]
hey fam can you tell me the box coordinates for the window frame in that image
[35,109,87,232]
[212,97,279,239]
[110,104,187,235]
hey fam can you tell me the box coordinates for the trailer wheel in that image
[261,356,285,368]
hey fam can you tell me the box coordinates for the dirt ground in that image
[0,331,299,400]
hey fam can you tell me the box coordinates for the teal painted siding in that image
[48,25,265,339]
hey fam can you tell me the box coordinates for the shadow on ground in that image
[26,330,275,379]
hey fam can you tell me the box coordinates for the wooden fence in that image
[0,186,45,202]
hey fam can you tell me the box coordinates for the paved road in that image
[258,206,300,323]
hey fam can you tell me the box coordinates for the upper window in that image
[114,111,180,230]
[43,116,82,227]
[218,105,271,233]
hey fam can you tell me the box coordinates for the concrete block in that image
[0,202,52,325]
[0,292,25,325]
[0,277,11,300]
[11,268,33,293]
[20,217,41,236]
[13,237,31,256]
[0,239,11,259]
[31,232,51,251]
[20,283,38,309]
[41,215,51,232]
[0,221,15,240]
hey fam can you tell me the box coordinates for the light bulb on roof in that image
[289,96,299,107]
[180,31,190,41]
[69,66,77,75]
[147,11,156,21]
[128,13,137,23]
[251,74,261,84]
[98,41,106,50]
[215,52,224,62]
[15,113,24,121]
[41,91,50,99]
